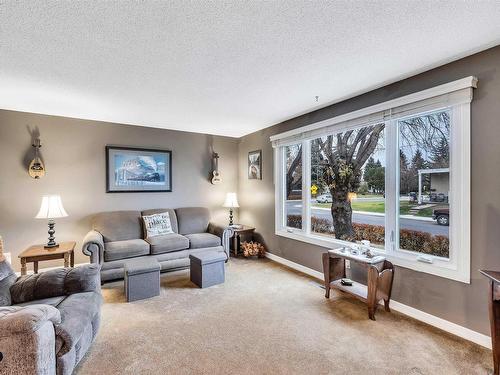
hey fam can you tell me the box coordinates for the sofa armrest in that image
[207,223,233,261]
[0,305,60,374]
[222,227,234,262]
[10,264,101,304]
[82,230,104,264]
[207,222,224,238]
[0,304,60,336]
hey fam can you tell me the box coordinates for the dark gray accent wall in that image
[0,110,238,270]
[238,45,500,335]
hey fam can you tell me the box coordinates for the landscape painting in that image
[106,146,172,192]
[248,150,262,179]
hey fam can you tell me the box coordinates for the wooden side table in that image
[480,270,500,375]
[18,241,76,276]
[323,248,394,320]
[229,225,255,256]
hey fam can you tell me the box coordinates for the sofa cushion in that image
[146,234,189,254]
[175,207,210,235]
[185,233,221,249]
[104,239,150,261]
[141,208,179,234]
[93,211,142,242]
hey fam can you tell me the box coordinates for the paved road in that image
[286,202,449,237]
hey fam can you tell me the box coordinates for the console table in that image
[322,248,394,320]
[480,270,500,375]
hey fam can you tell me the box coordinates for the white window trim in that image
[272,77,476,284]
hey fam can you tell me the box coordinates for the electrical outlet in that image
[3,252,12,264]
[345,260,351,269]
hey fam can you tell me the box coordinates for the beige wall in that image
[238,45,500,335]
[0,110,239,271]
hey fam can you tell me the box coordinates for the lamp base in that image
[45,219,58,249]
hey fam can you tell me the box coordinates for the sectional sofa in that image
[82,207,230,282]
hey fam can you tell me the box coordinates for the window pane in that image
[310,124,386,249]
[398,110,450,258]
[285,144,302,229]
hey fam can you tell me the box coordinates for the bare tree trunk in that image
[330,187,355,240]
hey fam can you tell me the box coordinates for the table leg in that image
[70,251,75,267]
[233,235,238,256]
[64,253,69,268]
[33,261,38,274]
[367,266,379,321]
[322,253,331,298]
[21,258,27,276]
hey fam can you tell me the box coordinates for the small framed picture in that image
[248,150,262,180]
[106,146,172,193]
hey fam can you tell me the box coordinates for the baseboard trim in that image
[265,252,325,280]
[265,252,492,349]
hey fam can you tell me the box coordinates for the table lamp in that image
[35,195,68,248]
[223,192,239,226]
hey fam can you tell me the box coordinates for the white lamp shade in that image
[35,195,68,219]
[223,192,239,208]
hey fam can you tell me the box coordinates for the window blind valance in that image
[270,76,477,147]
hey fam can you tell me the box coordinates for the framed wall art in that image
[106,146,172,192]
[248,150,262,180]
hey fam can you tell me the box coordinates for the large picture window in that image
[272,77,475,283]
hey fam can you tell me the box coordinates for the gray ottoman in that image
[189,251,226,288]
[124,258,161,302]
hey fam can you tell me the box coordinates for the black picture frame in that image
[248,149,262,180]
[106,146,172,193]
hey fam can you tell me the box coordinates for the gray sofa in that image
[82,207,230,282]
[0,261,102,375]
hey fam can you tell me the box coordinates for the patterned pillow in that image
[142,212,174,238]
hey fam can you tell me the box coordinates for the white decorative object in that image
[35,195,68,248]
[142,212,174,238]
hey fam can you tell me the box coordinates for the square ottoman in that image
[189,251,226,288]
[125,258,161,302]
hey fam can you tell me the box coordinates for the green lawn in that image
[351,200,385,213]
[313,201,443,218]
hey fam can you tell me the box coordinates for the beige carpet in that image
[76,258,492,375]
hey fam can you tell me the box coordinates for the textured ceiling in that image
[1,1,500,137]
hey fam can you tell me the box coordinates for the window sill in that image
[276,229,470,284]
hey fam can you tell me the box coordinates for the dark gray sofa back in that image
[10,264,101,304]
[141,208,179,234]
[93,211,142,242]
[175,207,210,235]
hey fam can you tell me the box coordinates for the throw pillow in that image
[142,212,174,238]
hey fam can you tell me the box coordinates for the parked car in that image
[437,192,448,203]
[316,193,332,203]
[430,192,448,202]
[432,208,449,226]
